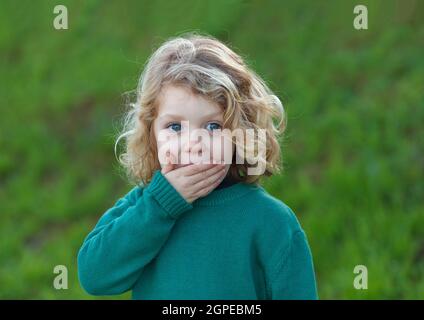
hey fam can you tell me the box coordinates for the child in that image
[77,33,318,300]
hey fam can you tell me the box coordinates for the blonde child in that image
[77,33,318,300]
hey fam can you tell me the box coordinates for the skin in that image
[153,83,234,204]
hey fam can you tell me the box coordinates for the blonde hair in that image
[115,32,286,186]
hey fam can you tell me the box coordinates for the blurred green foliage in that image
[0,0,423,299]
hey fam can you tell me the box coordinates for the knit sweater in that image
[77,169,318,300]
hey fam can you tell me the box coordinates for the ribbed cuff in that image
[146,169,193,219]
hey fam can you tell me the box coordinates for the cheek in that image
[157,133,181,166]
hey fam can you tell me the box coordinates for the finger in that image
[188,164,226,185]
[194,170,227,198]
[176,162,218,176]
[194,167,226,191]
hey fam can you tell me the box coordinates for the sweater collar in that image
[193,180,262,207]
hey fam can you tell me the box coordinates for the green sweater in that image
[77,169,318,300]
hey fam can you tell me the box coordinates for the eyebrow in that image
[159,111,223,121]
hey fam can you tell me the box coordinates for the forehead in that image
[156,84,222,116]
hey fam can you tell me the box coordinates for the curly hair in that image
[115,32,286,186]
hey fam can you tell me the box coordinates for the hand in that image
[161,155,228,204]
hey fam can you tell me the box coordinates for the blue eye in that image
[167,122,182,132]
[206,122,222,132]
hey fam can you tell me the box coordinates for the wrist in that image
[146,169,193,219]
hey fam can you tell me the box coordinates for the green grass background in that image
[0,0,423,299]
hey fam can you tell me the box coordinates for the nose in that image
[183,137,203,154]
[179,136,206,165]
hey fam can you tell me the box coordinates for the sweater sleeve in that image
[268,229,318,300]
[77,169,193,296]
